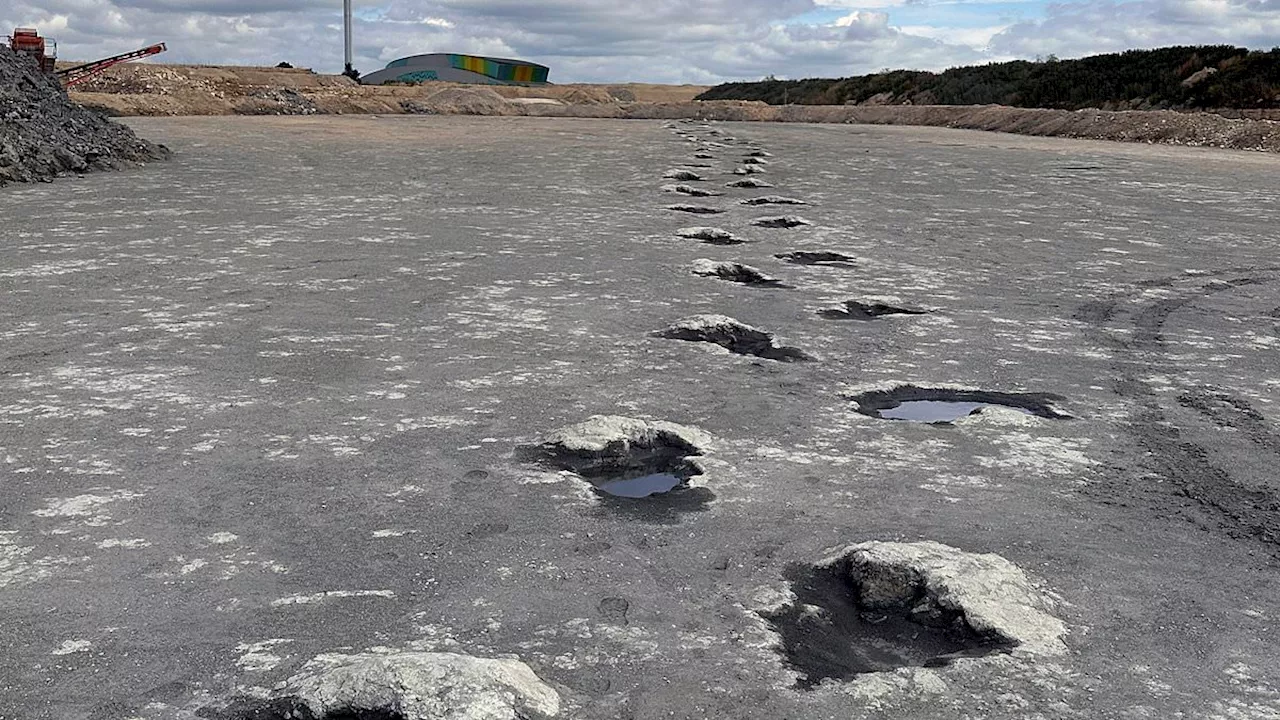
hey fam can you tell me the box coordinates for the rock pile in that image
[212,651,562,720]
[0,46,168,185]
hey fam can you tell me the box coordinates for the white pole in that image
[343,0,353,73]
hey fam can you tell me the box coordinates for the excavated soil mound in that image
[402,86,517,116]
[0,47,167,185]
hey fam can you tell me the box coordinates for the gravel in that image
[0,46,167,185]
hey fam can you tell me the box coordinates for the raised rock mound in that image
[0,46,168,185]
[757,541,1066,687]
[521,414,712,478]
[655,314,815,362]
[822,541,1067,655]
[215,651,561,720]
[690,259,787,287]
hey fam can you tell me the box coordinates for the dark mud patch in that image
[1178,387,1280,453]
[726,178,774,189]
[691,259,789,287]
[762,563,1014,687]
[667,204,725,215]
[201,697,406,720]
[848,386,1069,423]
[676,227,746,245]
[1072,299,1119,325]
[820,300,928,321]
[775,251,856,266]
[599,597,630,625]
[753,216,813,229]
[656,315,814,362]
[465,522,510,540]
[742,196,807,206]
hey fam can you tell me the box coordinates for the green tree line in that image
[696,46,1280,110]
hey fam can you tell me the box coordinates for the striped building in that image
[360,53,550,86]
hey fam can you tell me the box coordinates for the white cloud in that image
[835,11,892,29]
[1,0,1276,84]
[990,0,1280,58]
[816,0,901,6]
[898,23,1012,50]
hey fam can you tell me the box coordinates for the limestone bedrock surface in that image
[4,116,1280,720]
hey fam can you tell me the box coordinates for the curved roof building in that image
[360,53,550,86]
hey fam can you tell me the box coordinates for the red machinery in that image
[9,28,55,71]
[8,27,166,87]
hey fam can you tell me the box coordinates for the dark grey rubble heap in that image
[0,46,168,185]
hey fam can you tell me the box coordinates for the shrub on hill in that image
[696,46,1280,110]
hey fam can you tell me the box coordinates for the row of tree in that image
[696,47,1280,110]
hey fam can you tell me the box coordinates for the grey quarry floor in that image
[4,115,1280,719]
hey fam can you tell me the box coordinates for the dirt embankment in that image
[595,101,1280,152]
[67,63,708,116]
[0,48,167,185]
[65,62,1280,153]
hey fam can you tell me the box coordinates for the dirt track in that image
[66,62,1280,153]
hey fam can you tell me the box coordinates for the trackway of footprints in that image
[215,120,1075,716]
[638,121,1070,687]
[658,118,898,357]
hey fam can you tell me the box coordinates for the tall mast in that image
[343,0,354,76]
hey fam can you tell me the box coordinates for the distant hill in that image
[696,46,1280,110]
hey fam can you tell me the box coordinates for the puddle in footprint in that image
[519,418,715,521]
[597,472,684,498]
[849,386,1070,423]
[879,400,1034,423]
[589,465,714,521]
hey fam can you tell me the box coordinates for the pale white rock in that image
[660,183,721,197]
[662,169,704,181]
[534,415,712,457]
[284,651,561,719]
[820,541,1067,655]
[675,227,741,243]
[955,405,1040,427]
[690,259,779,285]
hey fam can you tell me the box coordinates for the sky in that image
[3,0,1278,83]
